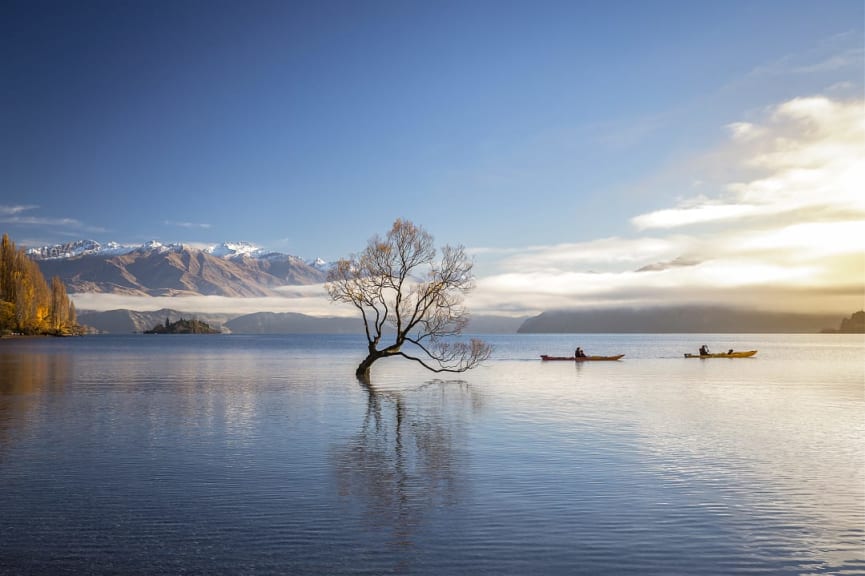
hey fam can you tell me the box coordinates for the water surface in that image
[1,334,862,574]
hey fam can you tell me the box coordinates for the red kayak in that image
[541,354,625,362]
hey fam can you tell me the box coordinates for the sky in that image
[2,0,863,317]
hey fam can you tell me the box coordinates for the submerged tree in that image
[326,219,492,381]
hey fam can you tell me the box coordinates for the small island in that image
[145,317,221,334]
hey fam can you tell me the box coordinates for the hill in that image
[224,312,361,334]
[77,308,528,335]
[464,315,528,334]
[144,318,221,334]
[76,306,854,335]
[77,308,233,333]
[517,307,841,334]
[821,310,865,333]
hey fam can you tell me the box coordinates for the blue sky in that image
[2,0,863,316]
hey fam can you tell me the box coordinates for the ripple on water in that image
[0,334,862,574]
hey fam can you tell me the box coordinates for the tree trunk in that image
[355,352,379,382]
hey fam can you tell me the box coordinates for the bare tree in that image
[326,219,493,381]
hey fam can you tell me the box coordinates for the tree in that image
[1,233,15,304]
[0,233,78,335]
[49,276,68,332]
[326,219,492,381]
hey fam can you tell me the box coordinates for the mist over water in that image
[1,334,862,575]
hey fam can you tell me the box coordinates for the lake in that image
[1,333,863,575]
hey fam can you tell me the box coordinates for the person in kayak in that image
[575,347,586,358]
[699,345,710,355]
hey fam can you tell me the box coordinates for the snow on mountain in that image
[308,257,332,272]
[134,240,183,255]
[205,241,268,259]
[26,239,136,260]
[27,239,328,267]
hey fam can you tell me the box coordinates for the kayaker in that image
[575,347,586,358]
[728,349,734,355]
[699,345,710,355]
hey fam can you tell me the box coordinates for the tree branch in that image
[325,219,492,379]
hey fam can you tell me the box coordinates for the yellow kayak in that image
[684,350,757,358]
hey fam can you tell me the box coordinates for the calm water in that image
[0,333,862,575]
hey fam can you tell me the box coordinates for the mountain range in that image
[28,239,327,297]
[75,308,526,334]
[75,305,848,335]
[517,307,842,334]
[27,239,857,334]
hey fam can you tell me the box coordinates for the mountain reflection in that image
[332,378,482,551]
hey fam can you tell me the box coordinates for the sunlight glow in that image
[632,96,865,231]
[468,95,865,316]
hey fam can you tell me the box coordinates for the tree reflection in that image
[0,351,70,457]
[0,351,70,396]
[332,377,483,552]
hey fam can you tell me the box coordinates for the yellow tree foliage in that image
[0,233,78,335]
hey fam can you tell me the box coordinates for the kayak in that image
[684,350,757,358]
[541,354,625,361]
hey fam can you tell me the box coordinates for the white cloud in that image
[632,203,759,230]
[165,220,212,229]
[0,215,90,228]
[468,95,865,316]
[495,236,689,274]
[0,204,39,215]
[747,35,864,78]
[790,48,865,74]
[0,204,107,234]
[633,97,865,231]
[71,284,355,317]
[69,96,865,319]
[725,122,765,142]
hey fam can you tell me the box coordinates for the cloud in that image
[2,216,78,226]
[632,203,760,230]
[165,220,212,229]
[725,122,766,142]
[468,94,865,316]
[495,236,688,274]
[469,254,863,316]
[0,214,97,229]
[71,285,355,317]
[789,48,864,74]
[747,34,864,78]
[632,97,865,231]
[0,204,39,215]
[67,95,865,320]
[635,256,701,273]
[0,204,107,234]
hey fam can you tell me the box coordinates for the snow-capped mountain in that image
[28,239,331,297]
[26,239,136,260]
[28,239,327,267]
[204,241,268,259]
[308,257,331,272]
